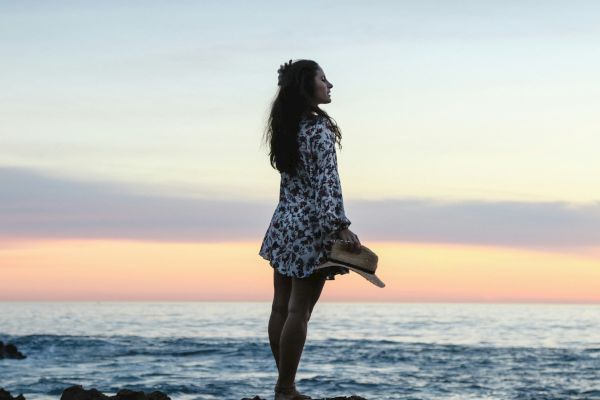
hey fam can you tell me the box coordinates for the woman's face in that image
[312,67,333,105]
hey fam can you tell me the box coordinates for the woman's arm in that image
[308,118,352,236]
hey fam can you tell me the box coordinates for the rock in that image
[144,392,170,400]
[0,388,26,400]
[241,397,367,400]
[0,341,26,359]
[60,386,170,400]
[115,389,169,400]
[60,386,108,400]
[323,397,368,400]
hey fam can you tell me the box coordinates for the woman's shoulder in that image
[300,116,334,153]
[300,114,331,134]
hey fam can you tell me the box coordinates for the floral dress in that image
[259,114,351,279]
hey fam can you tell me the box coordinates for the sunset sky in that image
[1,1,599,302]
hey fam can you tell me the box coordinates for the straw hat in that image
[315,240,385,288]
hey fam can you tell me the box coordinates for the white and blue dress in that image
[259,114,351,279]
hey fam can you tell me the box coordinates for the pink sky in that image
[2,239,598,302]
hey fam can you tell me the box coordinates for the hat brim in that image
[315,261,385,288]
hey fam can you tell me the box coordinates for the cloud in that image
[1,167,599,248]
[0,167,268,242]
[350,198,600,248]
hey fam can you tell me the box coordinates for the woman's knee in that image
[271,300,288,318]
[287,303,311,323]
[287,291,314,322]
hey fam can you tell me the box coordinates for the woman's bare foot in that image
[274,384,312,400]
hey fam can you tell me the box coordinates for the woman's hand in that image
[338,228,361,253]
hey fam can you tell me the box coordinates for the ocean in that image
[1,302,599,400]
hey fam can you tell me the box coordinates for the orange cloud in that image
[1,240,598,302]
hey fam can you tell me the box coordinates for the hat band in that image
[328,257,376,275]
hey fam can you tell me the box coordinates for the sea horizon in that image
[2,300,600,304]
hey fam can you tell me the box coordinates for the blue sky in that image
[2,0,600,237]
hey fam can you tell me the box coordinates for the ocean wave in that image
[2,333,599,400]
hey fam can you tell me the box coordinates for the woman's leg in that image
[277,273,326,389]
[269,269,292,371]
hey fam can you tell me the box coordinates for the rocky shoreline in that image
[0,386,367,400]
[242,397,367,400]
[0,386,169,400]
[1,343,366,400]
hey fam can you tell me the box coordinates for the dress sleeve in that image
[308,118,352,236]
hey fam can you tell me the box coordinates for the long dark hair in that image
[263,59,342,176]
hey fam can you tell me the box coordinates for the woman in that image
[259,59,361,400]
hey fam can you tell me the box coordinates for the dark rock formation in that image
[241,397,367,400]
[60,385,170,400]
[0,341,26,359]
[0,388,26,400]
[3,385,364,400]
[320,398,367,400]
